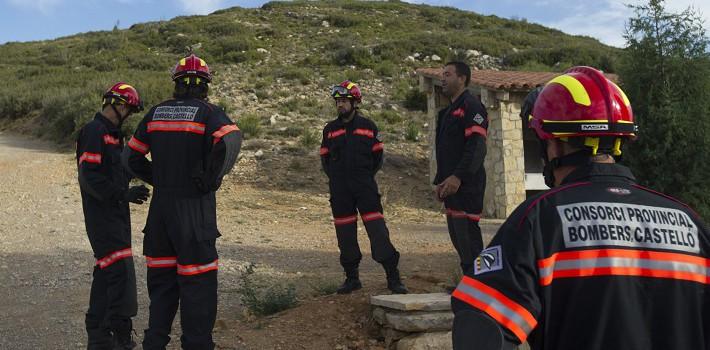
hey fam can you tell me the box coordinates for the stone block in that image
[384,327,411,348]
[384,311,454,332]
[396,331,452,350]
[370,293,452,312]
[373,307,387,325]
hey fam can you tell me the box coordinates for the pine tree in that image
[620,0,710,219]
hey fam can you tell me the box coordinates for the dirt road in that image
[0,132,500,349]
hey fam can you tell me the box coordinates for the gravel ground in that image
[0,132,503,349]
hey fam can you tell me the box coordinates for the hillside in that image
[0,0,620,145]
[0,2,622,348]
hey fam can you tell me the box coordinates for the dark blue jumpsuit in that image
[124,99,241,350]
[76,113,137,349]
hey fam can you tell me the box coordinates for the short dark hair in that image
[173,80,209,100]
[445,61,471,87]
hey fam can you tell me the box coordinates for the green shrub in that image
[405,122,420,142]
[372,109,402,125]
[403,89,427,112]
[326,14,360,28]
[374,60,397,77]
[237,113,262,139]
[332,46,374,68]
[237,264,298,316]
[299,128,320,149]
[309,278,340,296]
[276,66,311,84]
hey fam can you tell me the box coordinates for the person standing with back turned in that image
[451,66,710,350]
[123,54,241,350]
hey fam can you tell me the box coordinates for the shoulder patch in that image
[474,245,503,275]
[473,113,485,125]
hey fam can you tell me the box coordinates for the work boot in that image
[337,269,362,294]
[385,266,408,294]
[384,265,409,294]
[86,317,112,350]
[111,332,136,350]
[111,320,137,350]
[382,252,408,294]
[86,328,112,350]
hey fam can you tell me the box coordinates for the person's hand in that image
[125,185,150,204]
[438,175,461,199]
[434,185,444,202]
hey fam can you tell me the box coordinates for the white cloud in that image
[544,1,629,47]
[178,0,224,15]
[544,0,710,47]
[7,0,63,14]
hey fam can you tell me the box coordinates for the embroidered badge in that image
[607,187,631,195]
[473,113,485,125]
[474,245,503,275]
[452,108,465,118]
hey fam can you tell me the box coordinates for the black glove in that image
[124,185,150,204]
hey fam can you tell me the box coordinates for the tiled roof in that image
[417,68,618,92]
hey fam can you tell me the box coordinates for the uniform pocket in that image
[195,195,220,241]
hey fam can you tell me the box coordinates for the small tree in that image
[620,0,710,219]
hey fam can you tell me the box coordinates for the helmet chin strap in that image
[540,140,591,187]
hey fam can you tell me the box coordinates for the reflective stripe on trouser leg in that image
[178,269,218,350]
[142,262,179,350]
[361,212,397,264]
[334,214,362,271]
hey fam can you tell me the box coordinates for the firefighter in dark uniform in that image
[435,61,489,275]
[320,80,408,294]
[451,66,710,350]
[77,82,149,350]
[122,54,241,350]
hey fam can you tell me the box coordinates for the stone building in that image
[417,68,565,219]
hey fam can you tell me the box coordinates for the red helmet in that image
[331,80,362,103]
[172,54,212,82]
[529,66,636,155]
[103,82,143,112]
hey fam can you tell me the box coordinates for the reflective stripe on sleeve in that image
[79,152,102,165]
[464,125,487,138]
[372,142,384,152]
[320,147,330,156]
[452,276,537,343]
[212,124,240,145]
[127,136,149,154]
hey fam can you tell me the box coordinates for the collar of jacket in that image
[449,89,471,109]
[336,111,362,125]
[561,162,636,185]
[95,112,121,133]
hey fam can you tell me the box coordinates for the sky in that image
[0,0,708,47]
